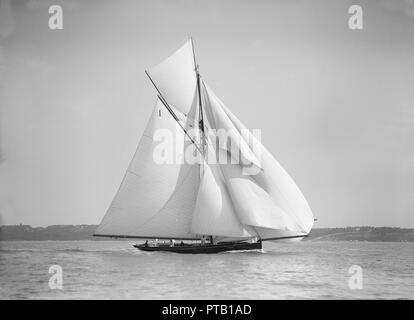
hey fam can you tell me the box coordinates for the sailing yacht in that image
[94,38,314,253]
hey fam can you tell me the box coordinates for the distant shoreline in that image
[1,225,413,242]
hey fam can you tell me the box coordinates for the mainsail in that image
[94,100,200,239]
[95,38,313,242]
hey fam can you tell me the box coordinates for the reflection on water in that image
[0,240,413,299]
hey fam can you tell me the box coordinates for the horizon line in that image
[1,224,414,229]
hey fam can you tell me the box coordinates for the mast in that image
[197,68,206,151]
[191,38,214,243]
[191,38,207,155]
[144,71,203,155]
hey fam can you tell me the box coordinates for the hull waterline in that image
[134,241,262,254]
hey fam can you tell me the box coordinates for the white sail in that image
[201,82,314,239]
[201,81,262,170]
[191,148,254,238]
[221,104,314,236]
[146,39,197,116]
[95,99,200,239]
[220,160,299,231]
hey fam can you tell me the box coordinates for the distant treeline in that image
[306,227,414,242]
[0,225,413,242]
[0,225,99,241]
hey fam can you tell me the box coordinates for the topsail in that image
[146,39,198,116]
[95,38,314,243]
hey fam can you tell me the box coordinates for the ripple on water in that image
[1,240,413,299]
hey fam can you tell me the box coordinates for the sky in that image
[0,0,413,227]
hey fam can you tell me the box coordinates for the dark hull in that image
[134,241,262,254]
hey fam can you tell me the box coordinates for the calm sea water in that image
[0,240,413,299]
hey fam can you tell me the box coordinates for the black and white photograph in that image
[0,0,413,303]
